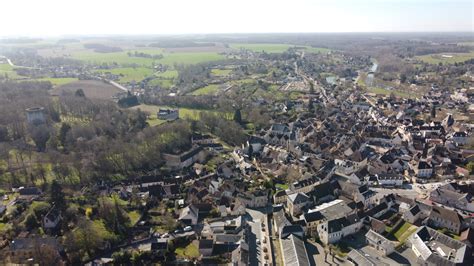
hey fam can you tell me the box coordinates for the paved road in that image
[108,80,129,92]
[306,239,352,266]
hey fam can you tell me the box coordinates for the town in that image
[0,32,473,266]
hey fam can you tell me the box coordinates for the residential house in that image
[307,181,336,205]
[199,239,214,257]
[376,173,404,187]
[415,160,433,178]
[365,229,395,256]
[236,190,269,208]
[231,240,249,266]
[337,180,377,208]
[273,190,288,205]
[43,206,62,232]
[450,131,469,146]
[163,146,205,169]
[407,226,470,266]
[403,204,422,224]
[317,213,363,245]
[427,205,464,234]
[430,186,474,213]
[157,109,179,121]
[289,176,319,194]
[286,192,310,218]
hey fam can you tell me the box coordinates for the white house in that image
[317,214,363,245]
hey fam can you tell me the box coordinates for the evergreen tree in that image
[233,109,242,124]
[308,98,314,112]
[49,180,66,211]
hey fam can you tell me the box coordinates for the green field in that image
[156,70,178,79]
[230,43,330,54]
[191,84,220,95]
[95,67,154,83]
[71,50,155,66]
[211,68,232,76]
[0,63,20,79]
[37,77,79,86]
[149,78,174,89]
[158,52,225,65]
[230,43,295,53]
[130,104,231,124]
[416,51,474,64]
[369,87,414,99]
[70,49,225,66]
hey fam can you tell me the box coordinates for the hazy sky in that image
[0,0,472,36]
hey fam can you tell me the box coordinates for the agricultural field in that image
[67,48,225,67]
[157,52,225,65]
[190,84,220,95]
[416,51,474,64]
[95,67,154,83]
[230,43,330,54]
[70,50,155,66]
[230,43,295,53]
[37,77,78,86]
[53,80,122,99]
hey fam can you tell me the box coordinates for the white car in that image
[184,226,192,232]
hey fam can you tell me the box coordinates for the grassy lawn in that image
[95,67,154,83]
[130,104,232,121]
[190,84,220,95]
[416,51,474,64]
[127,210,141,225]
[175,242,200,259]
[391,221,418,243]
[275,183,289,190]
[158,52,225,65]
[0,222,11,233]
[0,63,21,79]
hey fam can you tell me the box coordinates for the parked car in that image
[184,226,192,232]
[174,229,183,234]
[161,233,169,238]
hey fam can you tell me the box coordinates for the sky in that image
[0,0,472,36]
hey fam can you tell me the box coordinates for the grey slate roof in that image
[280,234,310,266]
